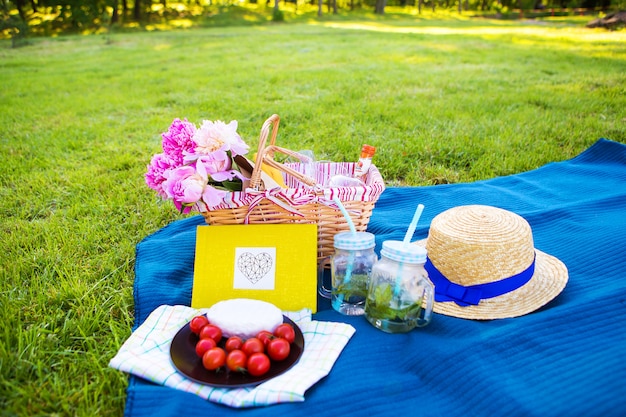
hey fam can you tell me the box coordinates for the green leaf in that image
[220,181,243,192]
[334,274,369,298]
[373,283,393,306]
[366,283,422,321]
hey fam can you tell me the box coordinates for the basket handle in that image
[261,145,317,187]
[250,115,280,189]
[250,115,317,189]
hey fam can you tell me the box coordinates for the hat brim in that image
[415,240,568,320]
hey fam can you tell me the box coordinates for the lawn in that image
[1,11,625,416]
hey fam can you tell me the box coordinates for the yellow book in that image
[252,152,288,188]
[191,224,318,312]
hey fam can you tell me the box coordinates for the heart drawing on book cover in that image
[237,252,273,284]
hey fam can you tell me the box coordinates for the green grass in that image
[1,12,625,416]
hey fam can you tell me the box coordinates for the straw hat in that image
[416,205,568,320]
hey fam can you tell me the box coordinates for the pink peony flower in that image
[162,118,196,166]
[208,168,248,183]
[201,185,229,210]
[186,120,249,163]
[163,166,207,214]
[145,153,177,199]
[146,117,249,214]
[196,150,232,176]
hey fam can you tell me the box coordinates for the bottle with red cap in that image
[355,144,376,179]
[328,144,377,187]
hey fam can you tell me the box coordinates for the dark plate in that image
[170,316,304,388]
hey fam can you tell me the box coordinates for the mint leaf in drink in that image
[366,282,423,322]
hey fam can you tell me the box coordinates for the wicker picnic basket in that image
[201,114,386,260]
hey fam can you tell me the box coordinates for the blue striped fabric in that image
[126,138,626,417]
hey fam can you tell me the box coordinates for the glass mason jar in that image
[365,241,434,333]
[319,231,378,316]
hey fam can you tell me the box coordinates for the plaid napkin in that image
[109,304,355,408]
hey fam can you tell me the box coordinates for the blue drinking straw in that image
[333,196,357,235]
[332,197,357,308]
[403,204,424,247]
[394,203,425,297]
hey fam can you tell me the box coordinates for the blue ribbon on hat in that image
[424,255,536,307]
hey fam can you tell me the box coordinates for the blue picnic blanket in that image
[126,138,626,417]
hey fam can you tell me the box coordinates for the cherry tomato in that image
[199,324,222,343]
[202,347,226,371]
[256,330,274,347]
[267,337,291,361]
[247,352,271,377]
[242,337,264,356]
[189,315,209,335]
[226,349,247,373]
[273,323,296,344]
[195,337,217,357]
[224,336,244,352]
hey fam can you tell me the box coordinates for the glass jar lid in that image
[333,231,376,250]
[381,240,427,264]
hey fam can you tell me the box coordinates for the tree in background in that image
[2,0,624,35]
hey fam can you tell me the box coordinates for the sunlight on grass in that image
[315,21,626,43]
[169,19,194,28]
[147,19,194,31]
[154,42,172,50]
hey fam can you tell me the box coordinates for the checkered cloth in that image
[109,305,355,408]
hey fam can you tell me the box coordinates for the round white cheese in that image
[205,298,284,339]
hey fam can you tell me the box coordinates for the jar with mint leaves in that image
[364,241,434,333]
[319,231,377,316]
